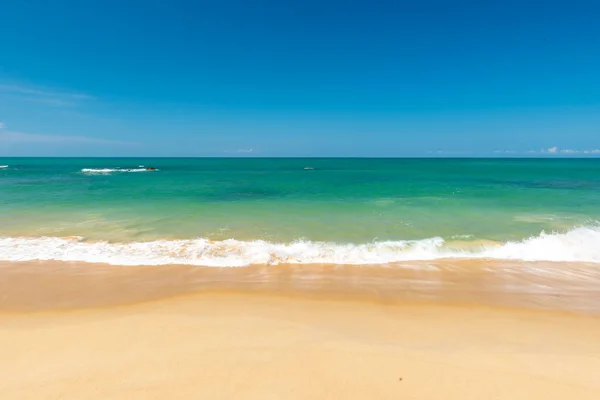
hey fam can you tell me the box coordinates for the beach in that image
[4,0,600,394]
[2,260,600,399]
[2,158,600,398]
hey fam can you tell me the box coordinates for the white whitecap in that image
[1,226,600,267]
[81,168,157,174]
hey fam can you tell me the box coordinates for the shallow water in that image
[1,158,600,266]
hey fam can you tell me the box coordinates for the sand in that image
[1,261,600,399]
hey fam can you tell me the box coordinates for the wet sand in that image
[2,260,600,314]
[1,260,600,399]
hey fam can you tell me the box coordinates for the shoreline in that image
[2,229,600,266]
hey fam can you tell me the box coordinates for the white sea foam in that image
[81,168,156,174]
[0,165,8,169]
[483,227,600,262]
[450,234,473,239]
[1,227,600,267]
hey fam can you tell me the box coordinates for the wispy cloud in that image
[0,83,93,107]
[425,150,473,156]
[0,122,6,129]
[561,148,600,154]
[0,130,135,146]
[538,146,600,155]
[237,148,253,153]
[428,147,600,156]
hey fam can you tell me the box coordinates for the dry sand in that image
[1,261,600,399]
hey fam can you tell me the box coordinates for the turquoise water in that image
[1,158,600,266]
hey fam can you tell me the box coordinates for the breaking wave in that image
[1,227,599,267]
[81,168,157,174]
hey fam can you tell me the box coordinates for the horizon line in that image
[3,156,600,159]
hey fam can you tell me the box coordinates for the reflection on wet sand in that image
[1,260,599,314]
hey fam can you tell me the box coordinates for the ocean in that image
[1,158,600,266]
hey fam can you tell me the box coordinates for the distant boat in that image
[303,167,314,170]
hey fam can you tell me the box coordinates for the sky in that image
[1,0,599,157]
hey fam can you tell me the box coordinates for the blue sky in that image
[1,0,599,157]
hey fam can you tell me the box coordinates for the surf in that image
[1,226,599,267]
[81,167,158,174]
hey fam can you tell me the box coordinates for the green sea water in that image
[1,158,600,266]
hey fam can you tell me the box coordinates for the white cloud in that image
[530,146,600,155]
[0,122,6,129]
[558,148,600,154]
[553,147,600,155]
[427,147,600,156]
[425,150,472,155]
[492,150,517,154]
[0,83,93,107]
[0,130,135,146]
[237,148,253,153]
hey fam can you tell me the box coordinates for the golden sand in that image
[1,260,600,399]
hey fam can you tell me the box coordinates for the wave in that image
[81,168,157,174]
[1,227,599,267]
[0,165,8,169]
